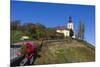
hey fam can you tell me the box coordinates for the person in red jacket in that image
[25,42,38,59]
[25,42,34,55]
[17,42,37,58]
[18,42,38,65]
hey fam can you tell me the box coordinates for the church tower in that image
[67,16,74,30]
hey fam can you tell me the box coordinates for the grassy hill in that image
[34,39,95,65]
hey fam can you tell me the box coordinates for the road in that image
[10,48,20,60]
[10,45,22,66]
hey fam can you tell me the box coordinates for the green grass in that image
[11,30,24,43]
[54,47,94,63]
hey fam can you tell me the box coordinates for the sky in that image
[11,0,95,45]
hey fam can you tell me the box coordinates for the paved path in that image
[10,48,20,60]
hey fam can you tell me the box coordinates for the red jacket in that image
[25,42,37,55]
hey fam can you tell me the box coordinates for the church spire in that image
[68,16,73,23]
[67,16,74,30]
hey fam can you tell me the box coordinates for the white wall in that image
[18,0,96,5]
[67,23,74,30]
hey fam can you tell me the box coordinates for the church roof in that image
[56,26,70,30]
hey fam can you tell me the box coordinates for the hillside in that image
[34,39,95,65]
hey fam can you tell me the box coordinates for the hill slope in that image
[34,39,95,64]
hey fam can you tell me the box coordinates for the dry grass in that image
[34,39,95,65]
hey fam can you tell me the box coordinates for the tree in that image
[25,23,47,39]
[77,20,85,40]
[45,28,57,39]
[35,23,46,29]
[69,29,74,38]
[11,20,21,30]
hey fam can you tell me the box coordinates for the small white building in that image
[56,16,75,38]
[20,36,29,41]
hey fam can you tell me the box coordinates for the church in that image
[56,16,75,38]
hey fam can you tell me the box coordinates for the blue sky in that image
[11,1,95,45]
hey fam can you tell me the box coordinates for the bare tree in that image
[11,20,21,30]
[77,20,85,40]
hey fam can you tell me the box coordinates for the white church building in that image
[56,16,75,38]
